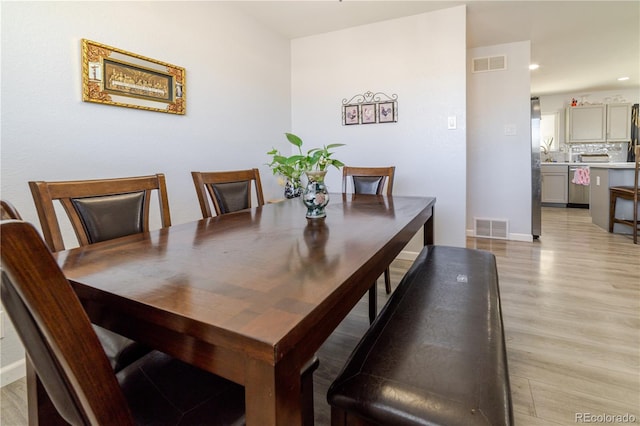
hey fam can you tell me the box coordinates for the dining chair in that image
[29,173,172,252]
[191,168,265,218]
[342,166,396,293]
[28,173,172,372]
[1,199,22,220]
[1,220,247,425]
[609,145,640,244]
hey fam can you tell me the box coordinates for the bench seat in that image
[327,245,513,425]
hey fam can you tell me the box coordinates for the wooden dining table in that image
[46,194,435,425]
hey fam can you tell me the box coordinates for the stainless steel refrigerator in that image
[531,97,541,238]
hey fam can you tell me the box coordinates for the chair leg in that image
[634,201,639,244]
[609,194,617,233]
[368,283,377,324]
[301,356,320,426]
[384,267,392,294]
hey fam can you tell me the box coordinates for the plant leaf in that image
[285,133,303,148]
[285,155,305,164]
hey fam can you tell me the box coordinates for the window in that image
[540,113,559,152]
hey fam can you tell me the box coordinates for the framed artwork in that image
[361,104,376,124]
[378,102,397,123]
[81,39,186,114]
[343,105,359,125]
[341,91,398,126]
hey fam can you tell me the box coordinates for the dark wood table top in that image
[55,194,435,425]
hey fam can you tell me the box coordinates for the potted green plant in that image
[267,133,345,199]
[267,133,345,219]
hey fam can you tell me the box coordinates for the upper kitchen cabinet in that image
[566,103,631,143]
[606,103,632,142]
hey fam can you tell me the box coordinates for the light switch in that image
[447,116,456,130]
[504,124,517,136]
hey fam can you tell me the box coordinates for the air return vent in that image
[472,55,507,73]
[474,218,509,239]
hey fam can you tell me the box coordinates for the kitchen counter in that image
[589,164,637,234]
[587,162,636,169]
[542,162,635,168]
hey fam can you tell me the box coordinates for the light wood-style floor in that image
[2,207,639,426]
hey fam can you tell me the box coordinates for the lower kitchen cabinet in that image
[541,164,568,205]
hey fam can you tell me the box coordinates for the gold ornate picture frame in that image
[82,39,185,115]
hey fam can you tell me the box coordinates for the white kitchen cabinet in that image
[541,165,568,204]
[606,103,632,142]
[566,103,631,143]
[566,105,606,142]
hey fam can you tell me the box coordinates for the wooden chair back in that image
[342,166,395,196]
[29,174,171,252]
[0,220,134,425]
[191,168,265,218]
[1,200,22,220]
[342,166,396,295]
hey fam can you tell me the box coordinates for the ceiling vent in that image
[474,218,509,240]
[472,55,507,73]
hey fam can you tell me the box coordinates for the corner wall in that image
[467,41,532,241]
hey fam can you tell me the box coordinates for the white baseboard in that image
[509,233,534,242]
[466,229,534,242]
[1,358,25,387]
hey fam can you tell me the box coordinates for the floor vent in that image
[474,218,509,239]
[472,55,507,73]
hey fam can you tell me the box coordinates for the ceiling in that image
[229,1,640,96]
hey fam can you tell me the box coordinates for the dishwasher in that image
[568,166,590,207]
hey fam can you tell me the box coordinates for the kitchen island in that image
[589,162,637,234]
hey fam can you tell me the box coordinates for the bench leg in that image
[331,406,347,426]
[331,406,372,426]
[368,283,377,324]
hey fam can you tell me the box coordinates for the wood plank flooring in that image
[2,207,638,425]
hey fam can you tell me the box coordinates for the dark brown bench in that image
[327,245,513,425]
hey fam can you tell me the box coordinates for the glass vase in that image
[284,179,303,199]
[302,170,329,219]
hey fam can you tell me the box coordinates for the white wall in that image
[291,6,468,250]
[1,1,292,230]
[467,41,533,241]
[1,1,292,384]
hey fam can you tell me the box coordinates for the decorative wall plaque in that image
[342,91,398,125]
[82,39,185,115]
